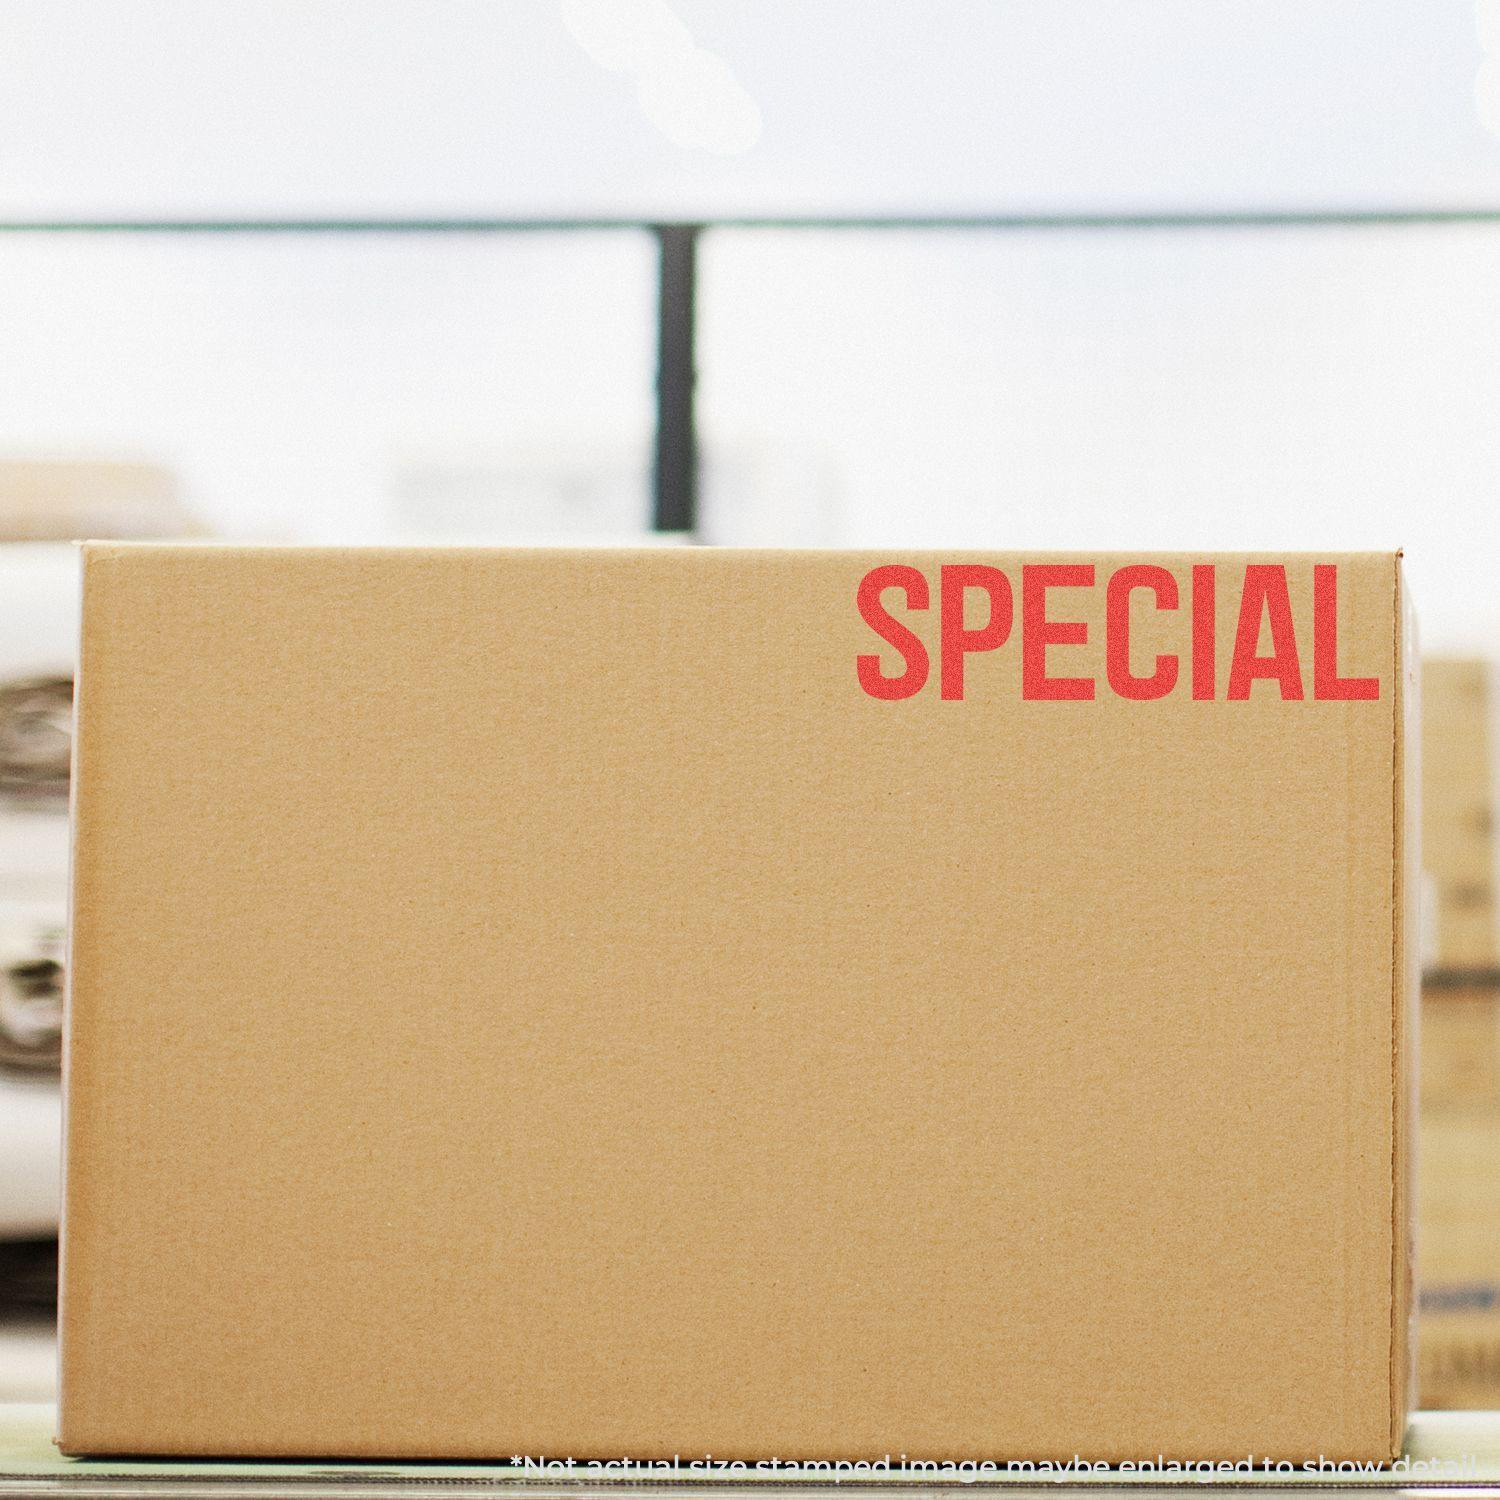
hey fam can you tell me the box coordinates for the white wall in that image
[702,223,1500,651]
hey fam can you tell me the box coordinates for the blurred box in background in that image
[1424,659,1497,972]
[0,461,199,545]
[1420,657,1500,1406]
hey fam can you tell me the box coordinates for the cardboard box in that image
[62,547,1416,1463]
[1421,660,1497,973]
[1422,982,1500,1114]
[1417,657,1500,1407]
[1419,980,1500,1406]
[0,462,199,543]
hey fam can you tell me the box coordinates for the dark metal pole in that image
[652,224,701,535]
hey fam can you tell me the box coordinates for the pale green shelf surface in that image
[3,1406,1500,1495]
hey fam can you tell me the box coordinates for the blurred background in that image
[1,0,1500,1409]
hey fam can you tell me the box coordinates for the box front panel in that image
[63,548,1400,1460]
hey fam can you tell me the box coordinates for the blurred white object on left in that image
[0,545,74,1240]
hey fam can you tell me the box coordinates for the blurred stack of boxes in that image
[0,461,197,1256]
[1419,657,1500,1406]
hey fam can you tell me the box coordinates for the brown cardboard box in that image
[1418,980,1500,1407]
[1417,658,1500,1406]
[1421,660,1496,972]
[62,546,1415,1463]
[0,462,200,542]
[1422,983,1500,1113]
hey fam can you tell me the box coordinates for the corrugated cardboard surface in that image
[62,547,1411,1463]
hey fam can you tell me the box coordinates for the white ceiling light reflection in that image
[559,0,763,155]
